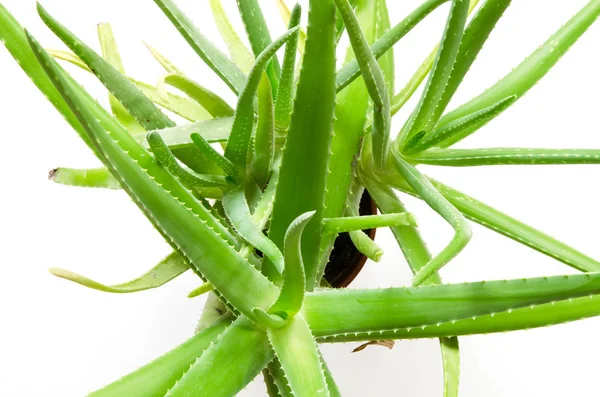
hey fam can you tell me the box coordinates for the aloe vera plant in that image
[3,0,600,395]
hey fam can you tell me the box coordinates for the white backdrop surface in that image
[2,1,600,396]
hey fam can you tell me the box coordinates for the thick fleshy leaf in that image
[304,272,600,340]
[252,75,275,186]
[362,176,459,397]
[49,167,120,189]
[407,147,600,166]
[224,27,299,172]
[317,0,379,278]
[392,154,471,286]
[236,0,281,97]
[269,0,337,291]
[274,4,301,134]
[27,32,278,320]
[268,316,330,397]
[384,174,600,273]
[407,95,516,152]
[437,0,600,147]
[165,317,273,397]
[426,0,513,130]
[270,212,315,317]
[38,3,175,131]
[334,0,390,169]
[323,213,416,234]
[49,252,187,293]
[153,0,246,94]
[336,0,449,92]
[209,0,254,73]
[189,133,238,180]
[222,184,284,278]
[147,132,230,188]
[398,0,469,147]
[89,315,234,397]
[161,74,234,118]
[97,23,144,133]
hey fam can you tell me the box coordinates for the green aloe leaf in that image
[269,0,337,291]
[224,27,299,172]
[362,177,460,397]
[274,4,301,134]
[437,0,600,147]
[222,184,284,279]
[345,182,383,262]
[165,317,274,397]
[264,358,294,397]
[376,0,394,97]
[317,0,379,279]
[49,252,187,293]
[236,0,282,97]
[323,213,416,234]
[27,32,278,320]
[153,0,246,95]
[143,42,184,74]
[426,0,512,130]
[268,316,331,397]
[160,74,234,118]
[270,211,315,317]
[252,75,275,187]
[97,23,144,133]
[209,0,254,73]
[89,315,234,397]
[398,0,470,147]
[0,5,95,152]
[38,3,175,131]
[147,132,230,188]
[385,174,600,273]
[407,147,600,166]
[190,133,238,180]
[274,0,307,54]
[304,272,600,340]
[392,154,472,286]
[335,0,390,169]
[336,0,449,92]
[49,167,121,189]
[407,95,516,152]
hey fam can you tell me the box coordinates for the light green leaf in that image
[408,147,600,166]
[222,183,285,278]
[269,0,337,291]
[89,315,234,397]
[38,3,175,131]
[305,272,600,340]
[407,95,516,152]
[224,27,299,172]
[438,0,600,147]
[274,4,301,134]
[323,213,416,234]
[165,317,274,397]
[270,211,315,317]
[27,32,278,319]
[252,75,275,187]
[49,167,121,189]
[236,0,281,97]
[153,0,246,94]
[209,0,255,73]
[161,73,234,118]
[392,154,471,286]
[268,316,330,397]
[49,252,187,293]
[398,0,470,147]
[147,131,230,188]
[335,0,391,169]
[97,23,144,133]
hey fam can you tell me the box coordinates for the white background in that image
[2,0,600,396]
